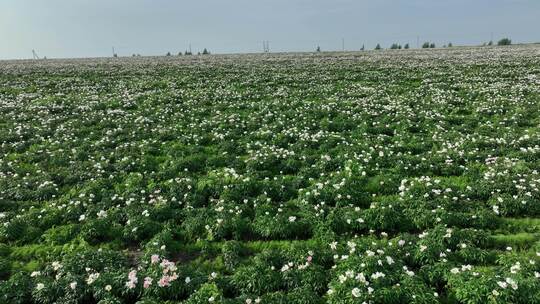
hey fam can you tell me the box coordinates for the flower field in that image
[1,45,539,303]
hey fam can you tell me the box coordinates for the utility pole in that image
[490,32,494,43]
[416,36,420,49]
[32,49,40,60]
[342,38,345,51]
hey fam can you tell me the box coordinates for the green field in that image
[1,46,539,303]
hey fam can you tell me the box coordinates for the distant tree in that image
[360,44,365,51]
[113,53,118,58]
[404,43,409,49]
[197,52,201,55]
[488,40,493,46]
[316,46,321,52]
[390,43,399,49]
[166,52,171,56]
[429,43,436,48]
[375,43,382,50]
[498,38,512,46]
[132,54,136,57]
[184,50,192,55]
[202,48,210,55]
[448,42,453,47]
[178,52,183,56]
[422,42,430,48]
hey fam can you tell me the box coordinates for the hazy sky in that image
[1,0,539,59]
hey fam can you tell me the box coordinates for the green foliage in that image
[0,256,11,279]
[42,224,80,245]
[498,38,512,46]
[185,283,223,304]
[222,241,243,271]
[0,243,11,256]
[0,46,539,303]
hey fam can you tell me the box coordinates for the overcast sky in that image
[1,0,539,59]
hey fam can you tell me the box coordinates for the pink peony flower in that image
[126,281,136,289]
[158,275,170,287]
[125,270,138,289]
[143,277,153,289]
[128,270,138,281]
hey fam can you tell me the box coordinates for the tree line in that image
[315,38,512,52]
[125,38,513,58]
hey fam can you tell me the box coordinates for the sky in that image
[1,0,539,59]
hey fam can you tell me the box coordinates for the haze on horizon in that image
[1,0,539,60]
